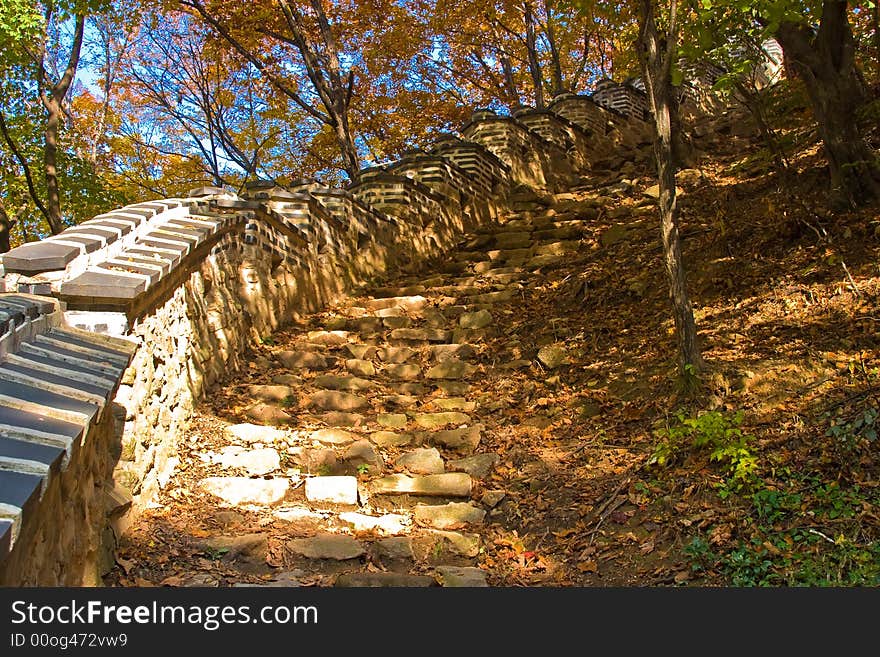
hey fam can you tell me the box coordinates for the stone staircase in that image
[115,193,595,587]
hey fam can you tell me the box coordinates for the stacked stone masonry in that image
[0,87,652,585]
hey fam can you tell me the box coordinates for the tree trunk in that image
[543,0,566,96]
[524,2,544,108]
[637,0,702,379]
[43,97,64,234]
[333,112,360,183]
[775,1,880,206]
[38,13,85,235]
[873,0,880,82]
[0,202,17,254]
[500,52,524,110]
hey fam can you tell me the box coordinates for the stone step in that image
[308,390,370,412]
[362,295,428,312]
[370,285,426,298]
[311,375,376,392]
[435,566,488,587]
[288,534,365,560]
[335,572,435,587]
[367,472,472,497]
[397,447,445,475]
[389,328,453,343]
[414,502,486,529]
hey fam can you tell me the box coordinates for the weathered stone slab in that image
[312,375,375,391]
[425,359,476,380]
[435,566,488,587]
[414,502,486,529]
[384,364,421,380]
[376,413,408,429]
[272,374,302,386]
[335,573,434,587]
[458,309,493,329]
[278,350,328,370]
[377,346,416,363]
[426,425,483,453]
[385,315,415,330]
[344,317,383,333]
[245,403,291,425]
[447,453,499,479]
[310,428,356,446]
[414,412,470,429]
[383,394,418,408]
[369,473,471,497]
[481,490,506,507]
[535,240,578,256]
[369,431,413,447]
[493,231,532,249]
[217,447,280,476]
[248,385,294,403]
[364,295,427,312]
[320,412,365,427]
[306,330,350,345]
[288,447,337,473]
[431,344,476,362]
[288,534,364,560]
[342,440,383,471]
[223,422,287,444]
[200,477,289,506]
[398,382,428,396]
[346,344,378,360]
[338,512,408,534]
[423,530,481,557]
[304,476,358,505]
[537,344,567,369]
[431,397,476,412]
[345,359,376,377]
[390,328,452,342]
[397,447,445,475]
[309,390,370,412]
[372,537,414,561]
[200,533,268,560]
[434,381,471,396]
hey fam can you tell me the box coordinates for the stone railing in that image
[0,84,650,585]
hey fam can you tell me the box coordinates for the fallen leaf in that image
[577,560,599,573]
[640,541,655,555]
[115,557,136,574]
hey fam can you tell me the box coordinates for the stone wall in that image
[0,86,650,585]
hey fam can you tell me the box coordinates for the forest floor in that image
[106,87,880,587]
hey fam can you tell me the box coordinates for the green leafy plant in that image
[356,463,370,475]
[684,536,715,574]
[203,546,229,561]
[824,405,878,456]
[650,410,759,491]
